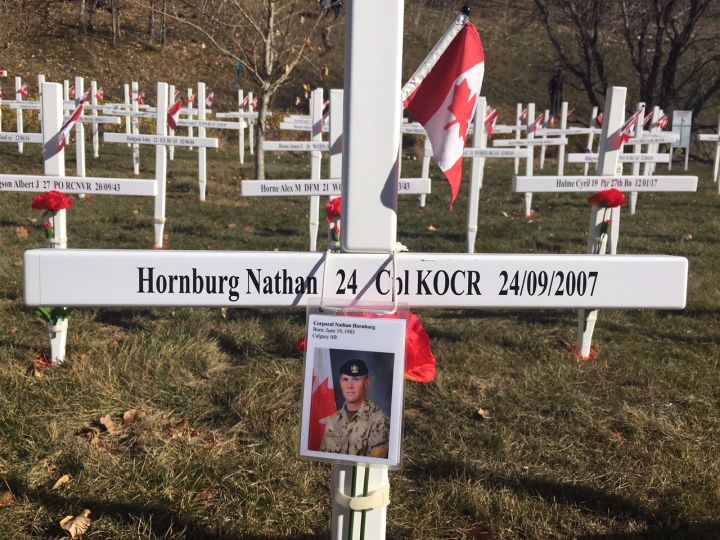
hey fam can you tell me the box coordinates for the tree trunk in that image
[148,0,156,45]
[78,0,85,32]
[160,0,167,47]
[111,0,121,46]
[255,89,271,180]
[87,0,98,32]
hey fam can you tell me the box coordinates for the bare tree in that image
[535,0,720,120]
[134,0,329,179]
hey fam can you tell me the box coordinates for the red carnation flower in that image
[325,197,342,222]
[31,191,74,213]
[588,188,626,208]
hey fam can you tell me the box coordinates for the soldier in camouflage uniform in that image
[320,359,390,458]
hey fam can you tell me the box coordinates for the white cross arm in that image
[492,125,525,134]
[103,133,219,148]
[214,111,260,119]
[697,134,720,142]
[263,141,330,152]
[242,178,430,196]
[513,175,698,193]
[101,108,156,119]
[493,137,569,147]
[24,250,687,309]
[6,101,40,110]
[0,132,43,143]
[535,127,597,136]
[567,153,671,163]
[279,122,330,132]
[0,174,157,196]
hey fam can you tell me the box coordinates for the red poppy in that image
[325,197,342,222]
[31,191,74,213]
[587,188,626,208]
[295,336,307,352]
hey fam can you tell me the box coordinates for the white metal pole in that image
[524,103,535,218]
[418,135,430,208]
[74,77,86,180]
[629,102,644,215]
[539,108,549,169]
[467,96,486,254]
[514,103,522,174]
[154,82,169,248]
[238,89,245,164]
[198,82,207,201]
[15,76,24,153]
[557,102,567,175]
[168,84,175,161]
[309,88,323,252]
[333,1,403,538]
[131,81,140,175]
[91,80,100,158]
[584,106,598,176]
[248,91,255,155]
[124,83,131,147]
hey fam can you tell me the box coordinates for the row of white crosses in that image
[250,88,431,251]
[22,3,691,539]
[513,87,696,359]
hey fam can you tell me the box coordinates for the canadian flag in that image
[0,70,7,77]
[549,114,556,128]
[174,88,180,99]
[615,108,644,149]
[206,91,215,108]
[567,107,576,118]
[167,99,183,130]
[240,94,250,108]
[17,83,28,97]
[596,112,604,127]
[55,101,85,155]
[96,87,105,101]
[655,115,669,129]
[519,107,528,122]
[643,112,654,127]
[529,113,544,134]
[134,90,145,104]
[308,348,337,451]
[188,93,197,106]
[0,90,5,100]
[251,98,258,111]
[402,12,484,206]
[69,85,75,99]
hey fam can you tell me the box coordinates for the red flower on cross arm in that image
[31,191,74,213]
[587,188,626,208]
[326,197,342,222]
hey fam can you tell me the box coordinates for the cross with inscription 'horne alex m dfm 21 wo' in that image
[23,2,689,539]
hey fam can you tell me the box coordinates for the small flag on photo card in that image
[402,10,485,207]
[308,348,336,451]
[167,99,183,130]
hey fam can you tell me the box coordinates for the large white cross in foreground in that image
[23,3,689,539]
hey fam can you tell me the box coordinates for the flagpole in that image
[400,7,470,102]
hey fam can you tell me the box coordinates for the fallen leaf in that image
[501,211,509,218]
[194,489,218,505]
[60,509,91,538]
[427,225,438,231]
[99,415,118,434]
[0,491,15,507]
[227,223,237,229]
[474,408,492,420]
[122,409,146,426]
[682,233,693,241]
[15,226,29,238]
[405,408,424,420]
[52,474,72,491]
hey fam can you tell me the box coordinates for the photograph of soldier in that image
[319,358,391,458]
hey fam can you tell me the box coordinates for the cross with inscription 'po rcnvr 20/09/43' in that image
[22,3,690,540]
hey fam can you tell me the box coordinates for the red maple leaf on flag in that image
[443,78,476,139]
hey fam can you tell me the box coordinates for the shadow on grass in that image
[94,308,161,331]
[14,484,326,539]
[406,459,720,539]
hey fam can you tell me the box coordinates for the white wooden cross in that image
[513,86,696,359]
[213,89,256,163]
[697,114,720,191]
[102,84,218,205]
[22,5,690,540]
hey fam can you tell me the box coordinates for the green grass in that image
[0,135,719,539]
